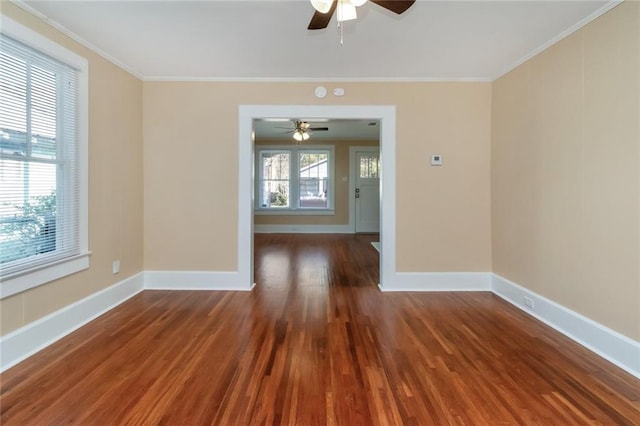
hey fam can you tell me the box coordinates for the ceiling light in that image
[311,0,368,17]
[337,0,357,22]
[310,0,333,14]
[293,130,310,142]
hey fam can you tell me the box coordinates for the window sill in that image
[254,209,335,216]
[0,252,91,299]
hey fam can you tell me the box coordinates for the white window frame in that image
[0,17,89,299]
[255,145,335,215]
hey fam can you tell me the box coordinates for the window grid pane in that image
[261,180,289,208]
[30,64,57,160]
[299,151,328,209]
[359,154,380,179]
[260,151,290,208]
[0,51,27,134]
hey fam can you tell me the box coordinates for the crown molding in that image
[142,76,492,83]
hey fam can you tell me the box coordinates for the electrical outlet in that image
[112,260,120,274]
[524,296,534,309]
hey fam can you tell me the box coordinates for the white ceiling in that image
[19,0,616,81]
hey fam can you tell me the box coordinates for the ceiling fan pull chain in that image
[340,21,344,45]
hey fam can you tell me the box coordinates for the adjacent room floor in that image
[1,234,639,424]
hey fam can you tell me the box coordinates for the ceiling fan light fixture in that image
[337,1,357,22]
[310,0,333,14]
[307,0,415,31]
[293,130,310,142]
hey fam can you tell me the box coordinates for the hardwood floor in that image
[1,233,639,425]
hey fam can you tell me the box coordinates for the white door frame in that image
[349,146,381,233]
[238,105,396,290]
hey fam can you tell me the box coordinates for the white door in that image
[354,150,380,233]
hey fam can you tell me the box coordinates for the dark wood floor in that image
[1,233,639,425]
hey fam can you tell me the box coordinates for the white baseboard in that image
[254,224,352,234]
[0,272,144,372]
[4,269,638,381]
[381,272,491,292]
[144,271,252,291]
[491,273,640,379]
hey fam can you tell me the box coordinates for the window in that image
[256,146,334,213]
[359,152,380,178]
[299,151,329,208]
[0,18,88,298]
[259,150,291,208]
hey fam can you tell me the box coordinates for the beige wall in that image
[0,3,144,335]
[491,2,640,340]
[254,138,379,226]
[143,82,493,272]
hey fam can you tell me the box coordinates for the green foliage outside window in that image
[0,191,56,264]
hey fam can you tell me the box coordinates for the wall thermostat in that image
[431,154,443,166]
[314,86,327,98]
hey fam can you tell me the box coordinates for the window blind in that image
[0,33,80,279]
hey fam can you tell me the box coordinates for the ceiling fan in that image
[278,120,329,142]
[308,0,416,30]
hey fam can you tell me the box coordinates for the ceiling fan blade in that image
[308,0,337,30]
[309,127,329,131]
[370,0,415,14]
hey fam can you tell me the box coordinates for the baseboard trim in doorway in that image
[254,224,352,234]
[0,272,144,372]
[382,272,491,292]
[491,273,640,379]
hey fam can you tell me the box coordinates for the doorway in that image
[238,105,396,290]
[350,147,380,233]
